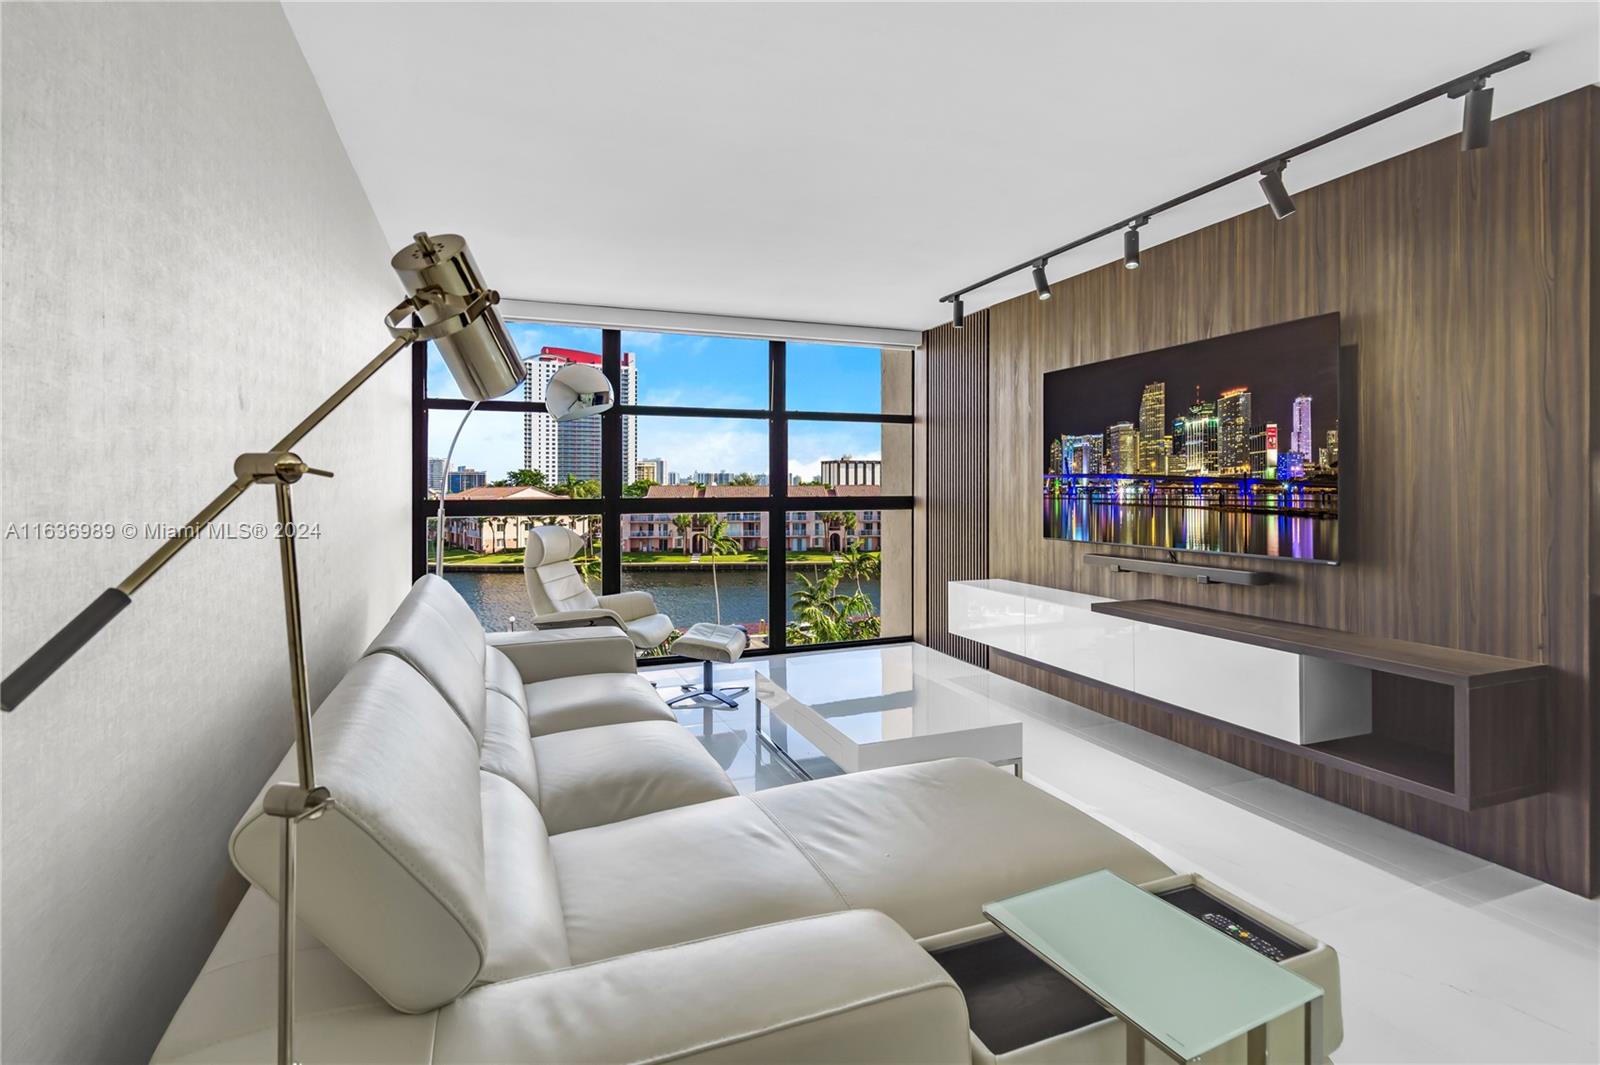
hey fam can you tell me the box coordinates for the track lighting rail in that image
[938,50,1531,317]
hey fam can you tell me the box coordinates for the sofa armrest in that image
[434,911,971,1064]
[596,590,659,623]
[486,628,638,683]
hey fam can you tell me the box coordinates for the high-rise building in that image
[1171,418,1188,471]
[635,458,666,484]
[1217,387,1252,474]
[819,457,881,486]
[1324,428,1339,467]
[522,355,563,480]
[1137,382,1166,473]
[1290,394,1313,461]
[1064,434,1103,475]
[427,457,446,494]
[1183,399,1219,474]
[1047,436,1064,475]
[446,466,486,493]
[1248,422,1279,478]
[523,347,637,483]
[1105,421,1137,474]
[1276,452,1306,480]
[557,415,603,484]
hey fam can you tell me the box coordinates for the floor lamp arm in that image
[0,331,417,712]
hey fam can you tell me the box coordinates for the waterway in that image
[446,566,882,633]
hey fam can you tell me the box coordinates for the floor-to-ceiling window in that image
[414,322,913,658]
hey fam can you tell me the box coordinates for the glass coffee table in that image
[984,870,1325,1064]
[754,645,1023,779]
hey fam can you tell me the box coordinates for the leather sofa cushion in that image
[364,575,488,744]
[434,911,971,1065]
[480,691,539,802]
[230,654,488,1013]
[532,720,738,834]
[751,758,1175,941]
[550,796,846,963]
[523,672,676,736]
[477,772,571,981]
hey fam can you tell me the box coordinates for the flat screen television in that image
[1042,313,1341,564]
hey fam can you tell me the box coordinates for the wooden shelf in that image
[1090,599,1544,688]
[1302,735,1456,803]
[1086,599,1547,809]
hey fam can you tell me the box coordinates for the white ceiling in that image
[285,2,1598,333]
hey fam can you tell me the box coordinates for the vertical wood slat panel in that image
[924,308,990,665]
[924,88,1596,894]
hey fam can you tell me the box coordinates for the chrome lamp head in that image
[545,361,615,421]
[389,232,526,401]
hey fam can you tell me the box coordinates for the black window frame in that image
[413,328,915,660]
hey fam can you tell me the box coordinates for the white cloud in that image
[643,419,769,480]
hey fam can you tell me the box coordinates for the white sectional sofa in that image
[153,575,1343,1063]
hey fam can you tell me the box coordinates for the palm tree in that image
[840,510,858,547]
[838,542,879,596]
[700,516,739,624]
[789,569,848,642]
[671,513,694,554]
[574,552,601,586]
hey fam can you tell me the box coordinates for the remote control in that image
[1202,912,1286,961]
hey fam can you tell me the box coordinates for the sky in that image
[426,323,897,483]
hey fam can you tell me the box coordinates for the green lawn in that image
[620,550,870,564]
[428,547,528,565]
[430,546,877,567]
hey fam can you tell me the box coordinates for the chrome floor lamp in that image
[0,233,527,1065]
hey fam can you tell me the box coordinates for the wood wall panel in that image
[940,89,1596,893]
[924,308,990,666]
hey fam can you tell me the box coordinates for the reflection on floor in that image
[644,644,1600,1065]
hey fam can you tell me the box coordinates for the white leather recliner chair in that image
[523,524,675,650]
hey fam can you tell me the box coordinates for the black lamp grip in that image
[1,588,131,711]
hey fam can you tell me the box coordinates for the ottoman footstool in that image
[667,622,750,710]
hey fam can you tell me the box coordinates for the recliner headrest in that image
[524,525,585,567]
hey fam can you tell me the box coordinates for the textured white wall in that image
[1,4,409,1060]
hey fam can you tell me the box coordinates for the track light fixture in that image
[1123,219,1146,269]
[1258,162,1297,220]
[935,50,1531,317]
[952,297,965,329]
[1458,77,1494,150]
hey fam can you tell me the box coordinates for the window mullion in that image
[601,330,623,596]
[768,340,787,654]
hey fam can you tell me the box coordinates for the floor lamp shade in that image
[545,362,615,421]
[391,232,526,401]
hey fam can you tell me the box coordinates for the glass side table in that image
[983,870,1324,1064]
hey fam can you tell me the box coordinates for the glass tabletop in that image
[983,870,1321,1061]
[760,645,1017,741]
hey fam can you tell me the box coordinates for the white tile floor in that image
[645,644,1600,1065]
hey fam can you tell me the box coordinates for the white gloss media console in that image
[948,579,1371,745]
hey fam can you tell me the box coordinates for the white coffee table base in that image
[754,649,1023,779]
